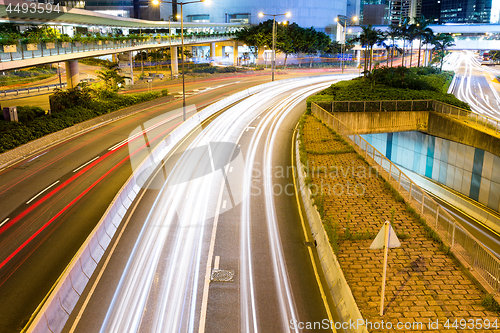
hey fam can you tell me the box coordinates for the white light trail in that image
[99,75,356,333]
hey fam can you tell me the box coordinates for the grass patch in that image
[482,294,500,313]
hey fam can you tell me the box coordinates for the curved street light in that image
[152,0,211,121]
[258,11,291,81]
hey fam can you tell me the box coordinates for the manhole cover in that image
[211,269,234,282]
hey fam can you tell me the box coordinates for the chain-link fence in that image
[312,102,500,296]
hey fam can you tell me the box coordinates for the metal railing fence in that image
[0,34,236,63]
[432,100,500,137]
[312,102,500,295]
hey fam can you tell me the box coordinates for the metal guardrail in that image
[312,102,500,296]
[326,99,434,112]
[0,35,236,63]
[432,100,500,137]
[0,82,66,96]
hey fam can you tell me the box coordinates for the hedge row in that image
[0,91,160,153]
[307,77,470,113]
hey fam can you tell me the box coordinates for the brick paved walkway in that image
[300,115,500,332]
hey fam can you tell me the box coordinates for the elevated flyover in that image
[0,0,246,85]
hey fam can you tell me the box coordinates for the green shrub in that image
[0,91,160,153]
[307,78,470,111]
[161,88,169,96]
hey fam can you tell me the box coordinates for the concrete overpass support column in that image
[171,46,179,76]
[233,41,238,66]
[129,51,134,85]
[210,42,216,61]
[65,60,80,89]
[356,50,361,66]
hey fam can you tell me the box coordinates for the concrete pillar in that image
[210,42,215,60]
[356,50,361,65]
[129,51,134,85]
[233,41,238,66]
[171,46,179,76]
[65,60,79,89]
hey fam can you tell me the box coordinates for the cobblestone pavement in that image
[300,115,500,332]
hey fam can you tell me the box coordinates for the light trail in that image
[99,75,356,333]
[447,51,500,120]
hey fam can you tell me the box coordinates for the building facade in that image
[158,0,346,35]
[421,0,494,23]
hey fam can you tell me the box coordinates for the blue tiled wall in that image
[362,132,500,212]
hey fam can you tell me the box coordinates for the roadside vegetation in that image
[0,62,162,154]
[0,66,57,87]
[307,66,469,112]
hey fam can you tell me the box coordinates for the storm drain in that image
[211,269,234,282]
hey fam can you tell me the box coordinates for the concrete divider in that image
[295,137,368,333]
[25,75,335,333]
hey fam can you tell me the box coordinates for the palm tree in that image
[385,24,400,67]
[407,23,419,68]
[422,29,435,66]
[355,25,383,75]
[398,17,410,67]
[414,16,433,67]
[432,33,455,71]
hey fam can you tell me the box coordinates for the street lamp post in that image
[259,11,291,81]
[152,0,210,121]
[335,15,357,74]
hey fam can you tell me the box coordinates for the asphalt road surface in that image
[61,75,357,333]
[445,51,500,120]
[0,72,353,333]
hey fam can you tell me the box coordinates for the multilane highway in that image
[0,72,347,333]
[445,51,500,119]
[62,75,357,333]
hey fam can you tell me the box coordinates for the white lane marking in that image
[214,256,220,270]
[229,167,233,173]
[222,200,226,209]
[198,165,228,333]
[0,218,9,228]
[26,180,60,204]
[245,126,256,132]
[192,89,199,92]
[73,156,100,173]
[108,139,128,151]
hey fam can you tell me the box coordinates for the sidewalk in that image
[300,114,499,332]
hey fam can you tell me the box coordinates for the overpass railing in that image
[0,34,235,63]
[312,101,500,298]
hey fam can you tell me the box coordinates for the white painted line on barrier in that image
[26,181,60,205]
[222,200,226,209]
[73,156,100,173]
[0,218,9,228]
[27,151,49,163]
[229,167,233,173]
[214,256,220,270]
